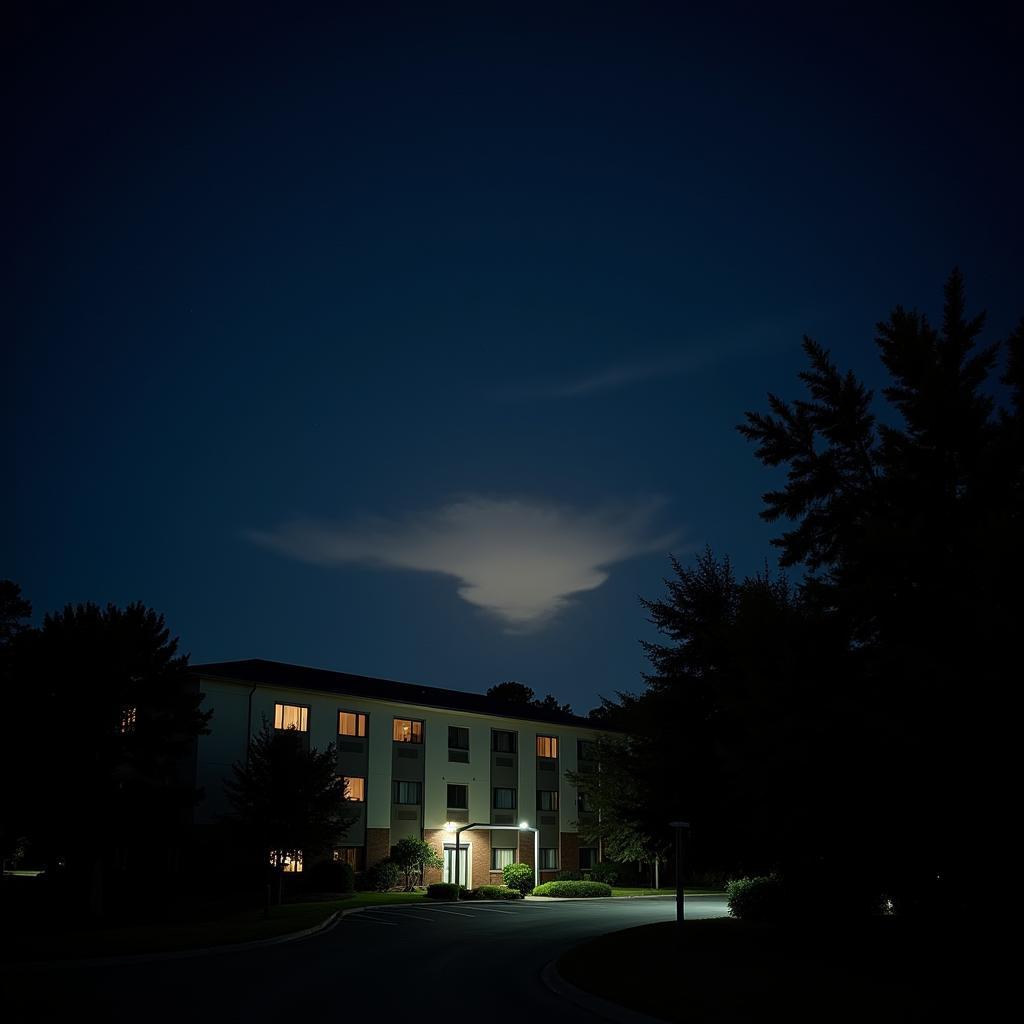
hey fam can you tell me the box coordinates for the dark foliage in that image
[532,880,612,897]
[486,680,574,715]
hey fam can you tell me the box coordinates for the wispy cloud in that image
[249,497,678,632]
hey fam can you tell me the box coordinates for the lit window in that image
[274,704,308,732]
[448,726,469,750]
[343,776,366,802]
[540,848,558,870]
[492,730,517,753]
[493,787,517,809]
[579,848,598,869]
[270,850,303,873]
[120,706,137,735]
[537,790,559,811]
[447,784,468,809]
[333,847,365,870]
[393,719,423,743]
[338,711,367,737]
[491,848,515,870]
[536,735,558,759]
[393,780,421,805]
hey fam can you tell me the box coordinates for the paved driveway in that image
[10,895,728,1023]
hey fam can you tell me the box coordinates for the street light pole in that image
[669,821,690,934]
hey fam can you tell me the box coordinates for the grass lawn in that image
[558,917,978,1023]
[610,887,724,897]
[1,891,427,963]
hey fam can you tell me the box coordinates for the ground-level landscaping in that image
[557,916,977,1022]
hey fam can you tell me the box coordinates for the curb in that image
[1,898,528,971]
[541,959,667,1024]
[3,909,345,971]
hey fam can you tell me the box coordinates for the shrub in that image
[585,862,619,886]
[725,876,786,922]
[365,859,401,892]
[426,882,460,900]
[391,837,443,892]
[473,884,523,900]
[302,859,355,894]
[502,862,534,895]
[532,880,612,898]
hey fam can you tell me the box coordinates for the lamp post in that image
[449,821,539,900]
[669,821,690,934]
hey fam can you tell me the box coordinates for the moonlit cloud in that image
[250,497,678,632]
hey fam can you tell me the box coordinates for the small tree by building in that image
[225,721,356,902]
[390,837,442,891]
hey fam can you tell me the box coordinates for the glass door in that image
[443,845,469,887]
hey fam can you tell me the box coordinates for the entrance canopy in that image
[443,822,540,890]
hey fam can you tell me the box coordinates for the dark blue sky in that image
[9,2,1022,713]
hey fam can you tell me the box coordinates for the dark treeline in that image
[580,271,1022,915]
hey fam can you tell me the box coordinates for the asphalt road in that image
[10,895,729,1023]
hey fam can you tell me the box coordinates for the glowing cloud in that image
[250,497,677,632]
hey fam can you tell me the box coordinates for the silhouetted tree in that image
[8,600,210,918]
[225,721,355,902]
[737,269,1022,908]
[487,680,574,715]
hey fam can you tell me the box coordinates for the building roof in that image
[190,658,604,730]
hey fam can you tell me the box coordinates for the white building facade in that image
[191,659,608,888]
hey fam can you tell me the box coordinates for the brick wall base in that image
[560,832,579,873]
[366,827,390,869]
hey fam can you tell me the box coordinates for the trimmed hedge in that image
[472,884,523,900]
[426,882,461,900]
[725,876,786,922]
[532,880,613,898]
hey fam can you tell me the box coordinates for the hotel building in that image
[191,659,609,886]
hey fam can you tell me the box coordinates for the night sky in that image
[9,3,1022,714]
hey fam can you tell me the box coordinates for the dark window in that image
[333,847,366,871]
[448,726,469,750]
[492,730,517,753]
[579,848,598,870]
[577,739,596,761]
[447,784,468,809]
[540,848,558,870]
[577,790,592,813]
[493,787,517,809]
[537,790,559,811]
[393,780,421,805]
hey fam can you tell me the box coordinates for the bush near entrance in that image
[426,882,461,900]
[725,876,785,921]
[502,862,534,894]
[533,880,612,897]
[471,884,522,900]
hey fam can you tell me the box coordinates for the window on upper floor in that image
[446,784,468,809]
[338,711,367,737]
[448,726,469,750]
[492,730,517,753]
[343,776,366,802]
[274,703,308,732]
[577,739,596,762]
[577,790,592,813]
[393,780,421,805]
[393,718,423,743]
[537,790,559,811]
[536,735,558,759]
[493,787,517,809]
